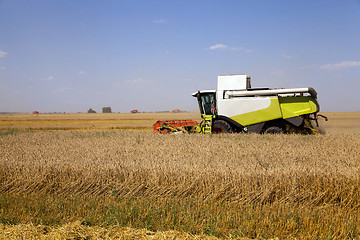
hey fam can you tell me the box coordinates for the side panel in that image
[217,97,283,126]
[217,97,271,116]
[279,96,319,119]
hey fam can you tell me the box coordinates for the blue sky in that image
[0,0,359,113]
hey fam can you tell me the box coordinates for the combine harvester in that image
[153,74,327,134]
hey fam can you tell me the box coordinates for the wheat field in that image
[0,112,359,239]
[0,112,202,131]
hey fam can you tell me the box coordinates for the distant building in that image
[172,109,181,113]
[131,110,139,113]
[87,108,96,113]
[32,111,39,114]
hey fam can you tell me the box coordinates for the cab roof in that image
[191,90,216,97]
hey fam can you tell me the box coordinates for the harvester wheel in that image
[212,120,232,133]
[264,126,283,134]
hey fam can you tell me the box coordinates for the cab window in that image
[198,93,215,115]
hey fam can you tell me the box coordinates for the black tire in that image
[212,120,232,133]
[264,126,283,134]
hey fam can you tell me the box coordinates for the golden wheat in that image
[0,112,360,239]
[2,132,360,200]
[0,112,202,130]
[0,221,226,240]
[1,129,360,238]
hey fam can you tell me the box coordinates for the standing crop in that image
[1,130,360,238]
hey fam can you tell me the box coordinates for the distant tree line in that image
[87,107,112,113]
[87,107,187,113]
[102,107,112,113]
